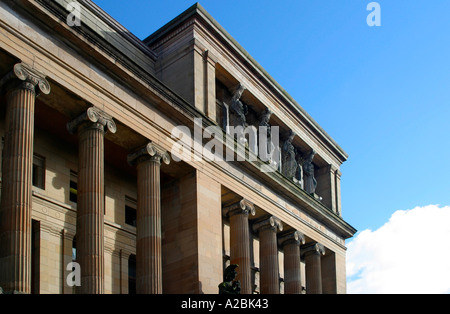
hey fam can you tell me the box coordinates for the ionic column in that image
[67,107,116,294]
[128,142,170,294]
[301,242,325,294]
[279,230,305,294]
[253,216,283,294]
[0,63,50,294]
[223,199,255,294]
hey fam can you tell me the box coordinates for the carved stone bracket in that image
[67,106,117,135]
[127,142,171,166]
[0,62,51,95]
[253,216,283,233]
[223,199,255,218]
[278,230,305,247]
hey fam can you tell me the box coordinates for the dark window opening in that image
[128,254,136,294]
[125,197,137,227]
[32,155,45,189]
[70,171,78,204]
[31,220,40,294]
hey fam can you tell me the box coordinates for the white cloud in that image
[346,204,450,294]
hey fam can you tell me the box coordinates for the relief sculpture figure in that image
[281,130,297,181]
[303,150,317,194]
[229,84,247,128]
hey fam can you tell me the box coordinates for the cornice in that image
[144,3,348,164]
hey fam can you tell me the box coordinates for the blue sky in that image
[91,1,450,291]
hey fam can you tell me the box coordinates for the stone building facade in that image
[0,0,356,294]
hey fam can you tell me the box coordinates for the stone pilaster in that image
[316,164,338,213]
[0,63,50,294]
[253,216,283,294]
[301,242,325,294]
[223,199,255,294]
[335,169,342,216]
[202,49,218,121]
[67,107,116,294]
[279,230,305,294]
[128,142,170,294]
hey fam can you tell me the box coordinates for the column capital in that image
[278,230,305,247]
[127,142,171,166]
[67,106,117,135]
[223,199,255,217]
[253,216,283,233]
[301,242,325,258]
[0,62,50,95]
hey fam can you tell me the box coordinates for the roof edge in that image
[144,3,349,162]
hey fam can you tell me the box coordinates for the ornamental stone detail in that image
[0,62,51,95]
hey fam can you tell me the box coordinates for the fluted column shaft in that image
[223,199,255,294]
[77,123,104,293]
[253,216,282,294]
[68,107,116,294]
[279,231,305,294]
[302,243,325,294]
[128,143,170,294]
[0,63,50,294]
[137,157,161,294]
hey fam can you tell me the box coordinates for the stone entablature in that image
[145,4,347,166]
[144,3,346,219]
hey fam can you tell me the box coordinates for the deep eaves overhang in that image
[144,2,349,165]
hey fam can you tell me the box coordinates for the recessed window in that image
[32,155,45,189]
[70,170,78,204]
[125,196,137,227]
[128,254,136,294]
[31,220,40,294]
[72,235,77,261]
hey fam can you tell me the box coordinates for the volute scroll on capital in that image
[278,230,305,247]
[127,142,171,166]
[223,199,255,218]
[0,62,51,95]
[301,242,326,258]
[67,106,117,135]
[253,216,283,233]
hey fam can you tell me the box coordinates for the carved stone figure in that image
[303,150,317,194]
[281,130,297,180]
[258,108,272,131]
[295,152,304,189]
[229,84,247,128]
[218,264,241,294]
[258,108,273,162]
